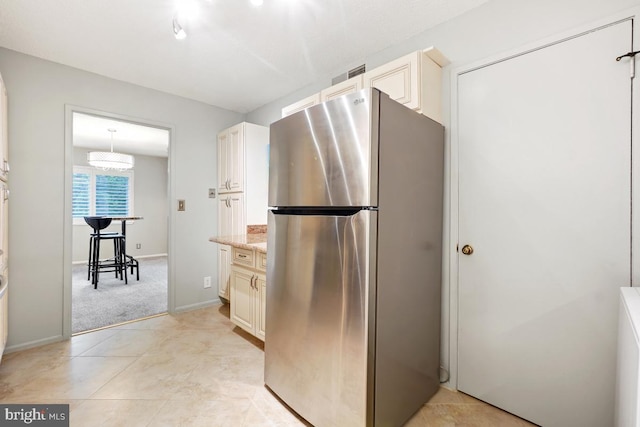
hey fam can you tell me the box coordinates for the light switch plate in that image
[208,188,216,198]
[178,199,185,211]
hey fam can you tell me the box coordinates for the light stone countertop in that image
[209,233,267,253]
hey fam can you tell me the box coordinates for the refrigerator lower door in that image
[265,209,377,427]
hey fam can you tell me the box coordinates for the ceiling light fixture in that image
[87,128,134,170]
[173,17,187,40]
[250,0,264,6]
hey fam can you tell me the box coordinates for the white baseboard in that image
[173,299,220,313]
[5,335,65,354]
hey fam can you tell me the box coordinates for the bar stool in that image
[84,216,127,289]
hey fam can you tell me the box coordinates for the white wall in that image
[71,147,169,263]
[245,0,640,385]
[0,47,244,350]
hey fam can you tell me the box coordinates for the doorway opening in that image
[69,111,170,334]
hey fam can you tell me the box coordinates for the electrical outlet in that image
[203,276,212,289]
[136,243,141,249]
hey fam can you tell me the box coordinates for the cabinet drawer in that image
[232,247,255,267]
[257,251,267,272]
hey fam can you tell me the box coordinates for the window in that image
[73,166,134,224]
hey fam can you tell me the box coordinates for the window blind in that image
[72,172,91,218]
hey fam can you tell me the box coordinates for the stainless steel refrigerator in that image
[265,88,444,427]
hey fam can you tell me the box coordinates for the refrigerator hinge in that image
[616,50,640,79]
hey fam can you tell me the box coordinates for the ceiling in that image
[0,0,488,113]
[73,113,169,157]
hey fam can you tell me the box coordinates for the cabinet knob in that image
[461,244,474,255]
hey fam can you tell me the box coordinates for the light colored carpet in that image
[72,256,168,333]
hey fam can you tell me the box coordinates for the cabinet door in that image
[217,130,230,194]
[282,93,321,117]
[320,76,363,102]
[217,244,231,300]
[226,124,244,192]
[218,193,245,236]
[1,284,7,349]
[218,197,232,236]
[230,266,255,334]
[256,273,266,341]
[228,193,245,236]
[0,280,7,361]
[0,183,7,272]
[363,51,420,110]
[217,124,245,194]
[0,75,7,181]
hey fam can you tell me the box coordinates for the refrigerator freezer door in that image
[265,209,377,427]
[268,89,380,208]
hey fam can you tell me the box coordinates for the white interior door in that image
[457,20,632,427]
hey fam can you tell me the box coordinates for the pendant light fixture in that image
[87,128,134,171]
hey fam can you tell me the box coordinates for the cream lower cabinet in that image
[217,244,231,301]
[230,247,266,341]
[0,278,7,362]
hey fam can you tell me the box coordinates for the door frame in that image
[62,105,176,339]
[447,6,640,389]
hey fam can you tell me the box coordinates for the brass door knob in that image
[461,245,474,255]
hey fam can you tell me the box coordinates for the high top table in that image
[106,216,142,281]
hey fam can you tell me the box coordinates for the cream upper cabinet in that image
[217,123,244,194]
[281,93,321,118]
[363,48,445,122]
[216,121,269,209]
[363,51,420,108]
[320,76,363,102]
[282,47,447,123]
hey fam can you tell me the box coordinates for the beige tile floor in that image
[0,304,536,426]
